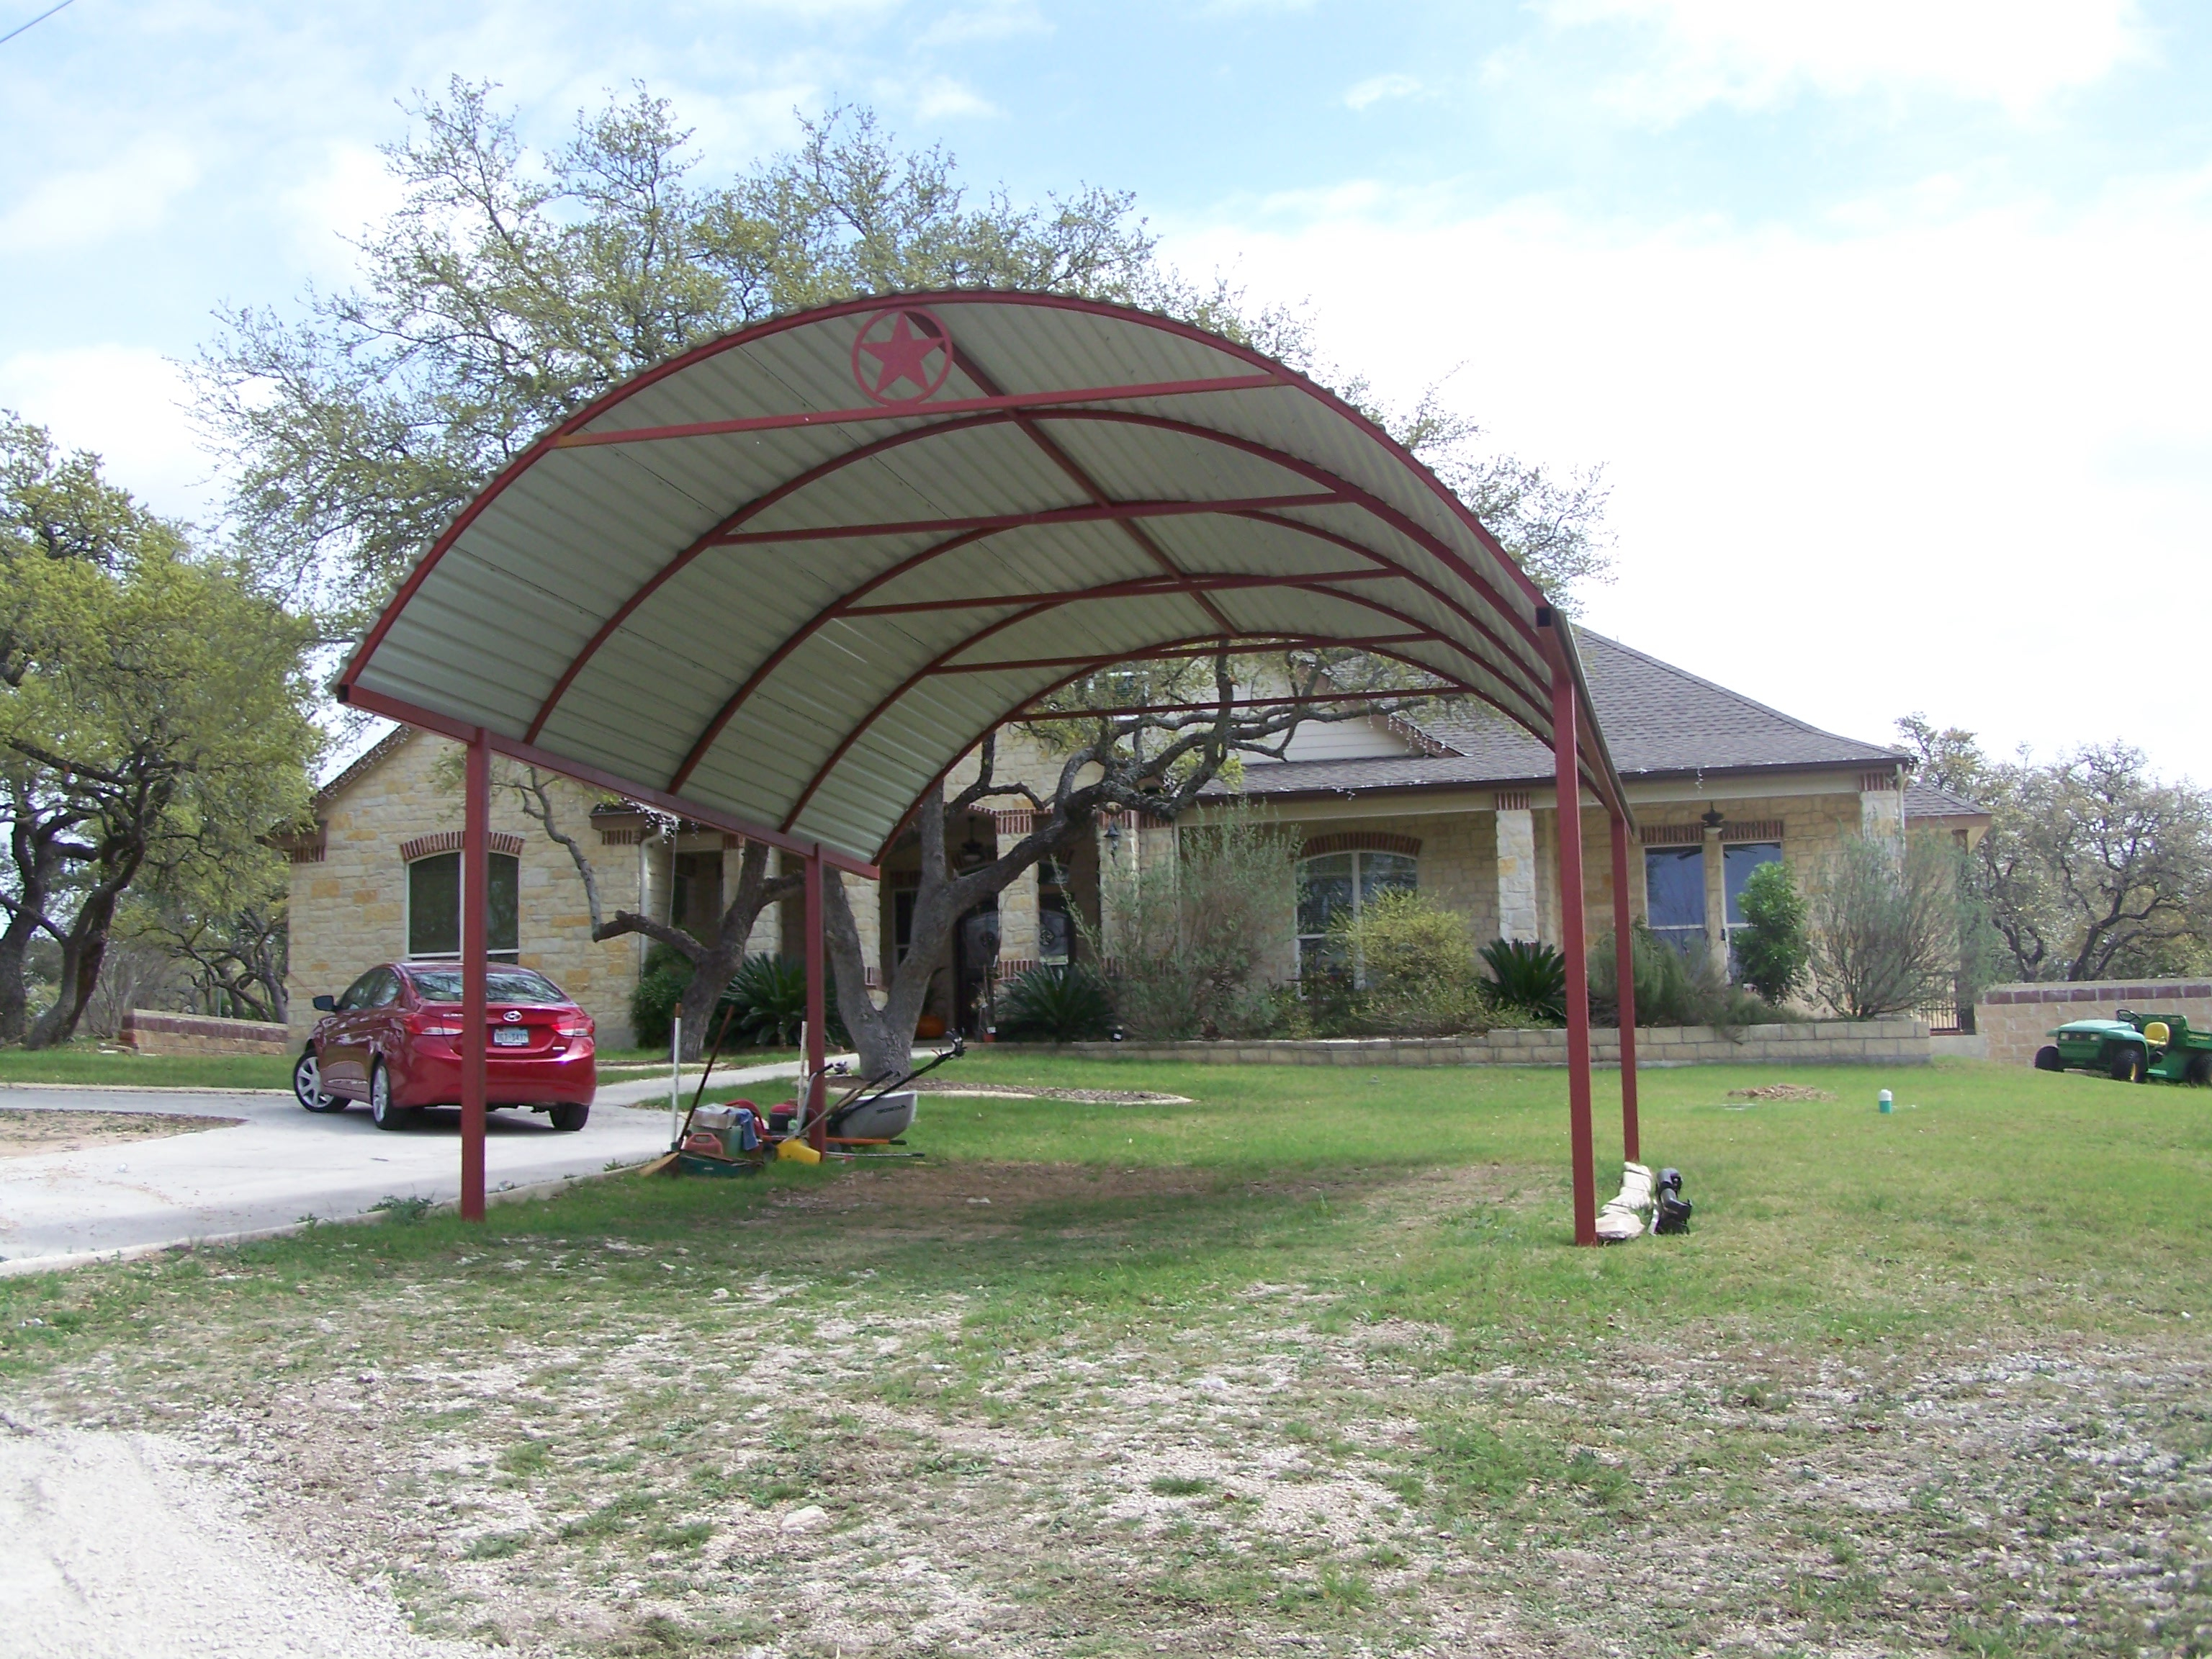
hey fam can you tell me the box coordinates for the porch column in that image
[804,850,827,1153]
[1494,793,1538,942]
[1609,811,1640,1164]
[460,730,489,1223]
[995,809,1039,977]
[1550,665,1599,1248]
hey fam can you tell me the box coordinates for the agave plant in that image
[996,963,1115,1042]
[1478,937,1568,1022]
[718,954,848,1048]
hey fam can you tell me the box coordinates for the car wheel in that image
[369,1062,413,1130]
[2033,1046,2063,1072]
[547,1102,590,1133]
[294,1048,346,1112]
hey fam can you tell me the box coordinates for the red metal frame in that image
[547,372,1284,449]
[1012,684,1452,720]
[1610,810,1641,1164]
[705,493,1346,548]
[461,732,489,1222]
[339,682,881,879]
[335,290,1635,1239]
[804,853,827,1154]
[1550,642,1598,1248]
[772,591,1562,837]
[937,634,1434,675]
[840,567,1396,618]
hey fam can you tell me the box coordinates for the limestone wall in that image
[1977,979,2212,1066]
[120,1010,291,1057]
[1056,1017,1930,1067]
[287,731,650,1049]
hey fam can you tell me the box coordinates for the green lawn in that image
[4,1054,2206,1656]
[0,1044,295,1090]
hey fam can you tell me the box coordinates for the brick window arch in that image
[405,846,521,961]
[1296,834,1420,975]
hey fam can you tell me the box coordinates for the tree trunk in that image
[0,806,81,1046]
[25,847,140,1050]
[822,869,935,1081]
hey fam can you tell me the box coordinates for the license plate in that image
[492,1028,530,1047]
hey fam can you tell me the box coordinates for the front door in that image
[319,967,387,1095]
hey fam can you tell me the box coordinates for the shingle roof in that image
[1222,629,1907,799]
[1905,779,1989,821]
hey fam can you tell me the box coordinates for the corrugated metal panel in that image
[344,295,1620,863]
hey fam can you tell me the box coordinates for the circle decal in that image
[850,307,956,405]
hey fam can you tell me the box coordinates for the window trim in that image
[405,848,522,962]
[1296,847,1419,977]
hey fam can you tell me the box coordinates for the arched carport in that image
[338,292,1642,1242]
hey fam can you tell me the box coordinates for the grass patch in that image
[3,1054,2206,1656]
[0,1044,292,1090]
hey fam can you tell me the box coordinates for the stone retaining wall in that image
[1048,1018,1929,1068]
[1975,979,2212,1067]
[120,1010,292,1057]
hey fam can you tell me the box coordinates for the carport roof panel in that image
[341,292,1626,865]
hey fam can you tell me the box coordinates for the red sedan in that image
[293,962,596,1131]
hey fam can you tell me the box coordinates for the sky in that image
[2,0,2208,781]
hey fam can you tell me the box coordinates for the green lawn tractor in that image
[2035,1007,2212,1084]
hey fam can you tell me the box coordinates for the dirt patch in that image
[913,1082,1194,1104]
[1725,1083,1838,1102]
[0,1109,240,1159]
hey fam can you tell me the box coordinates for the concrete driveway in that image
[0,1058,832,1274]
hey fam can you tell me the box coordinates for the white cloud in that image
[0,134,201,252]
[1539,0,2151,120]
[0,346,213,523]
[1162,165,2212,779]
[1344,73,1422,112]
[920,1,1050,46]
[909,75,1001,120]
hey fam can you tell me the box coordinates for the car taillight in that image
[555,1012,593,1037]
[408,1012,464,1038]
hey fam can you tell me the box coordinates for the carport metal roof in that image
[338,292,1631,871]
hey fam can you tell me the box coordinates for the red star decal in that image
[852,308,953,403]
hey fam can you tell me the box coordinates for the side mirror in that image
[312,994,336,1012]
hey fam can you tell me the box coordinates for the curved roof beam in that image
[771,580,1562,836]
[526,410,1548,750]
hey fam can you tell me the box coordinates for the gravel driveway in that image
[0,1055,860,1273]
[0,1414,491,1659]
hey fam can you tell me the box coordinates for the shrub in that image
[1090,806,1298,1040]
[1734,861,1811,1004]
[1478,938,1567,1022]
[1808,832,1969,1018]
[1588,923,1779,1030]
[723,953,849,1048]
[1335,890,1491,1036]
[629,942,692,1051]
[997,963,1115,1041]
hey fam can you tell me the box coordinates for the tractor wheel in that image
[2110,1047,2146,1083]
[2033,1046,2063,1072]
[2187,1053,2212,1087]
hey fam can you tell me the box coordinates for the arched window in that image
[406,850,521,961]
[1296,847,1417,974]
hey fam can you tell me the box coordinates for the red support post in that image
[804,850,828,1154]
[1609,811,1641,1164]
[460,730,489,1222]
[1552,668,1598,1247]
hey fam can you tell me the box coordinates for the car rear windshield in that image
[408,967,568,1005]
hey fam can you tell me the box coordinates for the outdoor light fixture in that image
[1103,814,1123,859]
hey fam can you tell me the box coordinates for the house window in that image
[1038,859,1073,965]
[406,850,520,961]
[1296,850,1416,974]
[1722,842,1783,932]
[1644,846,1706,956]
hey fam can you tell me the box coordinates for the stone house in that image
[284,629,1988,1049]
